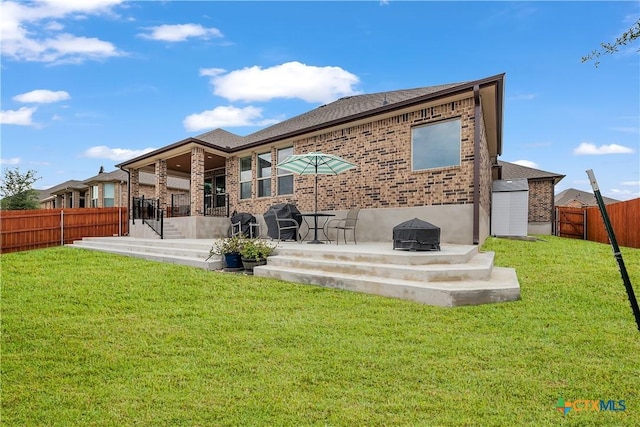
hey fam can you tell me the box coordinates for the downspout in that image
[472,85,481,245]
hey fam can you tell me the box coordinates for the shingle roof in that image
[237,83,465,146]
[555,188,620,207]
[174,82,473,149]
[498,160,564,184]
[116,74,505,168]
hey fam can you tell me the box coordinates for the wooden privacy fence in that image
[556,197,640,249]
[1,207,128,254]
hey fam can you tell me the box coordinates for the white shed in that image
[491,179,529,237]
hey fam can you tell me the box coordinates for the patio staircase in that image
[67,237,220,270]
[66,238,520,307]
[254,244,520,307]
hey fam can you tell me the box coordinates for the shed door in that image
[491,191,529,236]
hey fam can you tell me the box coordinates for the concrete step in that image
[273,243,478,265]
[253,264,519,307]
[67,236,220,270]
[70,239,211,260]
[265,251,494,282]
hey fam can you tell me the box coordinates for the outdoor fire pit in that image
[393,218,441,251]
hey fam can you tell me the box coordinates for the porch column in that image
[191,146,205,216]
[155,159,168,210]
[72,190,80,208]
[130,169,140,198]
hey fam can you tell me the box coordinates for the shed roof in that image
[492,178,529,192]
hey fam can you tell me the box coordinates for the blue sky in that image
[1,0,639,201]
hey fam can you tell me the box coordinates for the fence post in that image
[587,169,640,332]
[60,210,64,246]
[119,207,122,236]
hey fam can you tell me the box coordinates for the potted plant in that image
[240,238,277,273]
[208,234,246,270]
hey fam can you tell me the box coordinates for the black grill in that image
[393,218,440,251]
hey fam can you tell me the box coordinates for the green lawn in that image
[2,236,639,426]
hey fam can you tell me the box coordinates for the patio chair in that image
[326,207,360,245]
[230,212,260,238]
[275,217,301,243]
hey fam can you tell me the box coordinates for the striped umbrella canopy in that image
[276,152,357,214]
[276,152,357,175]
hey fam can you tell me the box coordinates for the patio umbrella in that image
[277,152,357,243]
[276,152,357,214]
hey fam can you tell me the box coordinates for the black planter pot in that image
[224,253,243,269]
[241,257,267,274]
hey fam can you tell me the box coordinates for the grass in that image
[1,236,639,426]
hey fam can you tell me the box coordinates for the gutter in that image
[473,85,481,245]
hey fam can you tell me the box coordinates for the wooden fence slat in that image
[0,208,128,254]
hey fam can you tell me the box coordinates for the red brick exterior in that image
[226,97,490,216]
[527,179,555,222]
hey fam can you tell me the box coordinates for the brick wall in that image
[528,179,555,222]
[228,97,489,215]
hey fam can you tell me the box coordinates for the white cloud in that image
[621,181,640,186]
[82,145,156,161]
[0,157,21,165]
[199,67,225,77]
[13,89,70,103]
[206,61,360,104]
[511,159,539,169]
[183,105,276,132]
[573,142,635,155]
[0,0,124,63]
[0,107,37,125]
[138,23,223,42]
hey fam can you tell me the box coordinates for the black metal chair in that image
[326,208,360,244]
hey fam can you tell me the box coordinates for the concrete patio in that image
[68,237,520,307]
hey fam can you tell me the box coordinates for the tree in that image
[582,18,640,67]
[0,168,41,210]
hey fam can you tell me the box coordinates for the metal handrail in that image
[132,196,164,239]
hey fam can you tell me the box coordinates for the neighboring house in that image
[117,74,506,244]
[555,188,620,208]
[39,180,88,209]
[39,169,189,210]
[495,160,565,235]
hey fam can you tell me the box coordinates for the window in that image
[91,185,99,208]
[257,152,271,197]
[239,156,252,199]
[277,147,294,195]
[103,183,115,207]
[412,118,461,171]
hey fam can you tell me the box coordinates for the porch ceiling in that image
[131,144,227,176]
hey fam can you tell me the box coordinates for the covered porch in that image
[120,139,231,221]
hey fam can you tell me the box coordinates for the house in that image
[117,74,506,245]
[38,169,189,210]
[555,188,620,208]
[39,180,88,209]
[495,160,565,235]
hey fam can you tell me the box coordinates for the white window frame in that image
[276,147,294,195]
